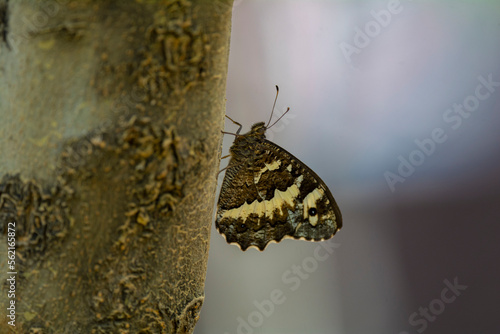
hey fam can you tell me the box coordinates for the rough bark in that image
[0,0,232,332]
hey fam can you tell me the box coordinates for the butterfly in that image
[216,86,342,251]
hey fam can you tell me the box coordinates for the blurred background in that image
[196,1,500,333]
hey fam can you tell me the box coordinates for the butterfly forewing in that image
[216,132,342,251]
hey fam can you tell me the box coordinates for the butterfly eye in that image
[308,208,317,216]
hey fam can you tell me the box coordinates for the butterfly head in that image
[228,122,267,160]
[250,122,267,138]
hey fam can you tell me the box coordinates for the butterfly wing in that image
[216,139,342,251]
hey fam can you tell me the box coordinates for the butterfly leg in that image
[225,115,243,135]
[216,165,229,179]
[216,156,237,179]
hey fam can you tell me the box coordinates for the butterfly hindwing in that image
[261,140,342,241]
[216,132,342,251]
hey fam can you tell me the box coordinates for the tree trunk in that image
[0,0,233,332]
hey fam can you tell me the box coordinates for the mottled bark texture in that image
[0,0,232,332]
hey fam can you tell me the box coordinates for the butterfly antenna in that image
[266,85,291,130]
[267,107,290,130]
[266,85,280,128]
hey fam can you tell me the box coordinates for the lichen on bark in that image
[0,0,233,332]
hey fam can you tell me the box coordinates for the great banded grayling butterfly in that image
[216,86,342,251]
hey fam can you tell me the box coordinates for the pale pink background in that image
[196,1,500,333]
